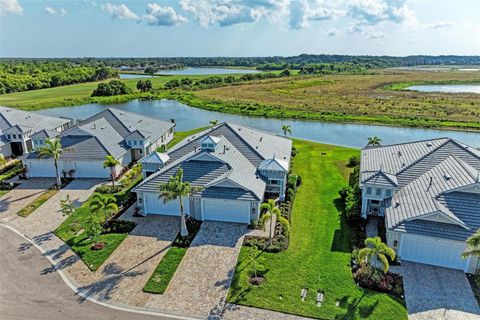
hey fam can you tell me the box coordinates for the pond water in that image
[156,67,259,76]
[407,84,480,94]
[35,99,480,149]
[118,73,155,79]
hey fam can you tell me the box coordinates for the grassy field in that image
[192,69,480,129]
[227,139,406,319]
[0,73,256,110]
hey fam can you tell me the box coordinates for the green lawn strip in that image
[167,126,211,149]
[17,188,59,218]
[0,189,10,197]
[227,139,406,320]
[143,247,187,294]
[54,176,143,271]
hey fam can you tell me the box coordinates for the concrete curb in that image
[0,222,201,320]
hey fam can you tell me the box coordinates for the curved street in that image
[0,225,177,320]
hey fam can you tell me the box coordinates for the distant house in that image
[133,122,292,224]
[0,106,72,157]
[360,137,480,273]
[23,108,174,179]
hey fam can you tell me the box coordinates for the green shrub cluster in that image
[91,80,131,97]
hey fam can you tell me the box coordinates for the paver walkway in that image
[0,178,55,220]
[400,262,480,320]
[143,222,248,318]
[90,209,179,306]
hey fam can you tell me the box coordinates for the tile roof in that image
[0,106,70,134]
[362,138,480,241]
[135,122,292,201]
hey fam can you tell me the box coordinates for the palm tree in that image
[103,155,120,187]
[463,229,480,258]
[209,120,219,126]
[358,236,396,273]
[158,168,203,237]
[367,136,382,147]
[281,124,291,137]
[89,193,118,228]
[260,199,290,244]
[38,138,63,187]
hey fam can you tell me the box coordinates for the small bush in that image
[95,185,123,194]
[173,218,202,248]
[287,174,298,190]
[244,235,289,253]
[348,155,360,167]
[338,187,349,201]
[105,220,136,234]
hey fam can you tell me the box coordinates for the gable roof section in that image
[0,106,70,134]
[31,129,60,139]
[363,170,398,187]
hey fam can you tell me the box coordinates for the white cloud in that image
[425,20,455,29]
[45,7,68,17]
[348,0,415,25]
[102,3,139,20]
[143,3,187,26]
[0,0,23,15]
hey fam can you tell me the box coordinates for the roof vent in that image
[397,151,402,157]
[260,137,263,142]
[395,202,400,208]
[101,126,106,129]
[427,142,432,147]
[444,173,451,180]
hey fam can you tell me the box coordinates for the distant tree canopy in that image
[136,79,152,92]
[91,80,131,97]
[0,61,118,94]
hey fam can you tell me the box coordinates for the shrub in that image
[95,185,123,194]
[287,174,298,190]
[105,220,136,234]
[338,186,349,201]
[348,155,360,167]
[285,187,296,202]
[91,80,131,97]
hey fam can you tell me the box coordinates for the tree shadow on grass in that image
[331,197,353,253]
[334,292,379,320]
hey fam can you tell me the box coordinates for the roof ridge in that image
[449,154,480,181]
[225,121,291,142]
[361,137,450,151]
[224,122,267,162]
[396,138,452,175]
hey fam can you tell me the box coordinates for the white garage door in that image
[202,198,250,223]
[75,161,110,178]
[144,193,189,216]
[399,234,468,271]
[27,160,57,177]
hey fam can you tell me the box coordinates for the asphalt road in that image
[0,225,177,320]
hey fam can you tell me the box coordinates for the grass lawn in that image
[0,189,10,197]
[17,188,59,218]
[54,175,142,271]
[227,139,406,320]
[143,247,187,294]
[167,126,211,149]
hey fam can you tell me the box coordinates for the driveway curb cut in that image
[0,222,201,320]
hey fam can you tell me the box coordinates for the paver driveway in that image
[401,262,480,320]
[146,221,248,318]
[0,178,55,220]
[90,210,179,306]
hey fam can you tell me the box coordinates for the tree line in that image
[0,61,118,94]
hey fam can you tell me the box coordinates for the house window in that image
[12,134,16,139]
[139,140,143,145]
[6,135,10,139]
[269,179,280,185]
[385,189,392,197]
[375,188,382,196]
[366,187,372,195]
[134,140,138,146]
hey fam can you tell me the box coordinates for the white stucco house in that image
[133,122,292,224]
[22,108,174,179]
[0,106,72,157]
[360,137,480,273]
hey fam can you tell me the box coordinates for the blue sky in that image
[1,0,479,57]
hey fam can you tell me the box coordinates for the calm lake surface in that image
[407,84,480,94]
[156,67,259,76]
[118,73,154,79]
[35,99,480,149]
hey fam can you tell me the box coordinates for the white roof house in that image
[360,137,480,273]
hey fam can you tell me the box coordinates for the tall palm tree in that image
[261,199,290,244]
[38,138,63,187]
[158,168,203,237]
[103,155,120,187]
[367,136,382,147]
[89,193,118,228]
[281,124,292,137]
[463,229,480,258]
[209,120,219,126]
[358,236,396,273]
